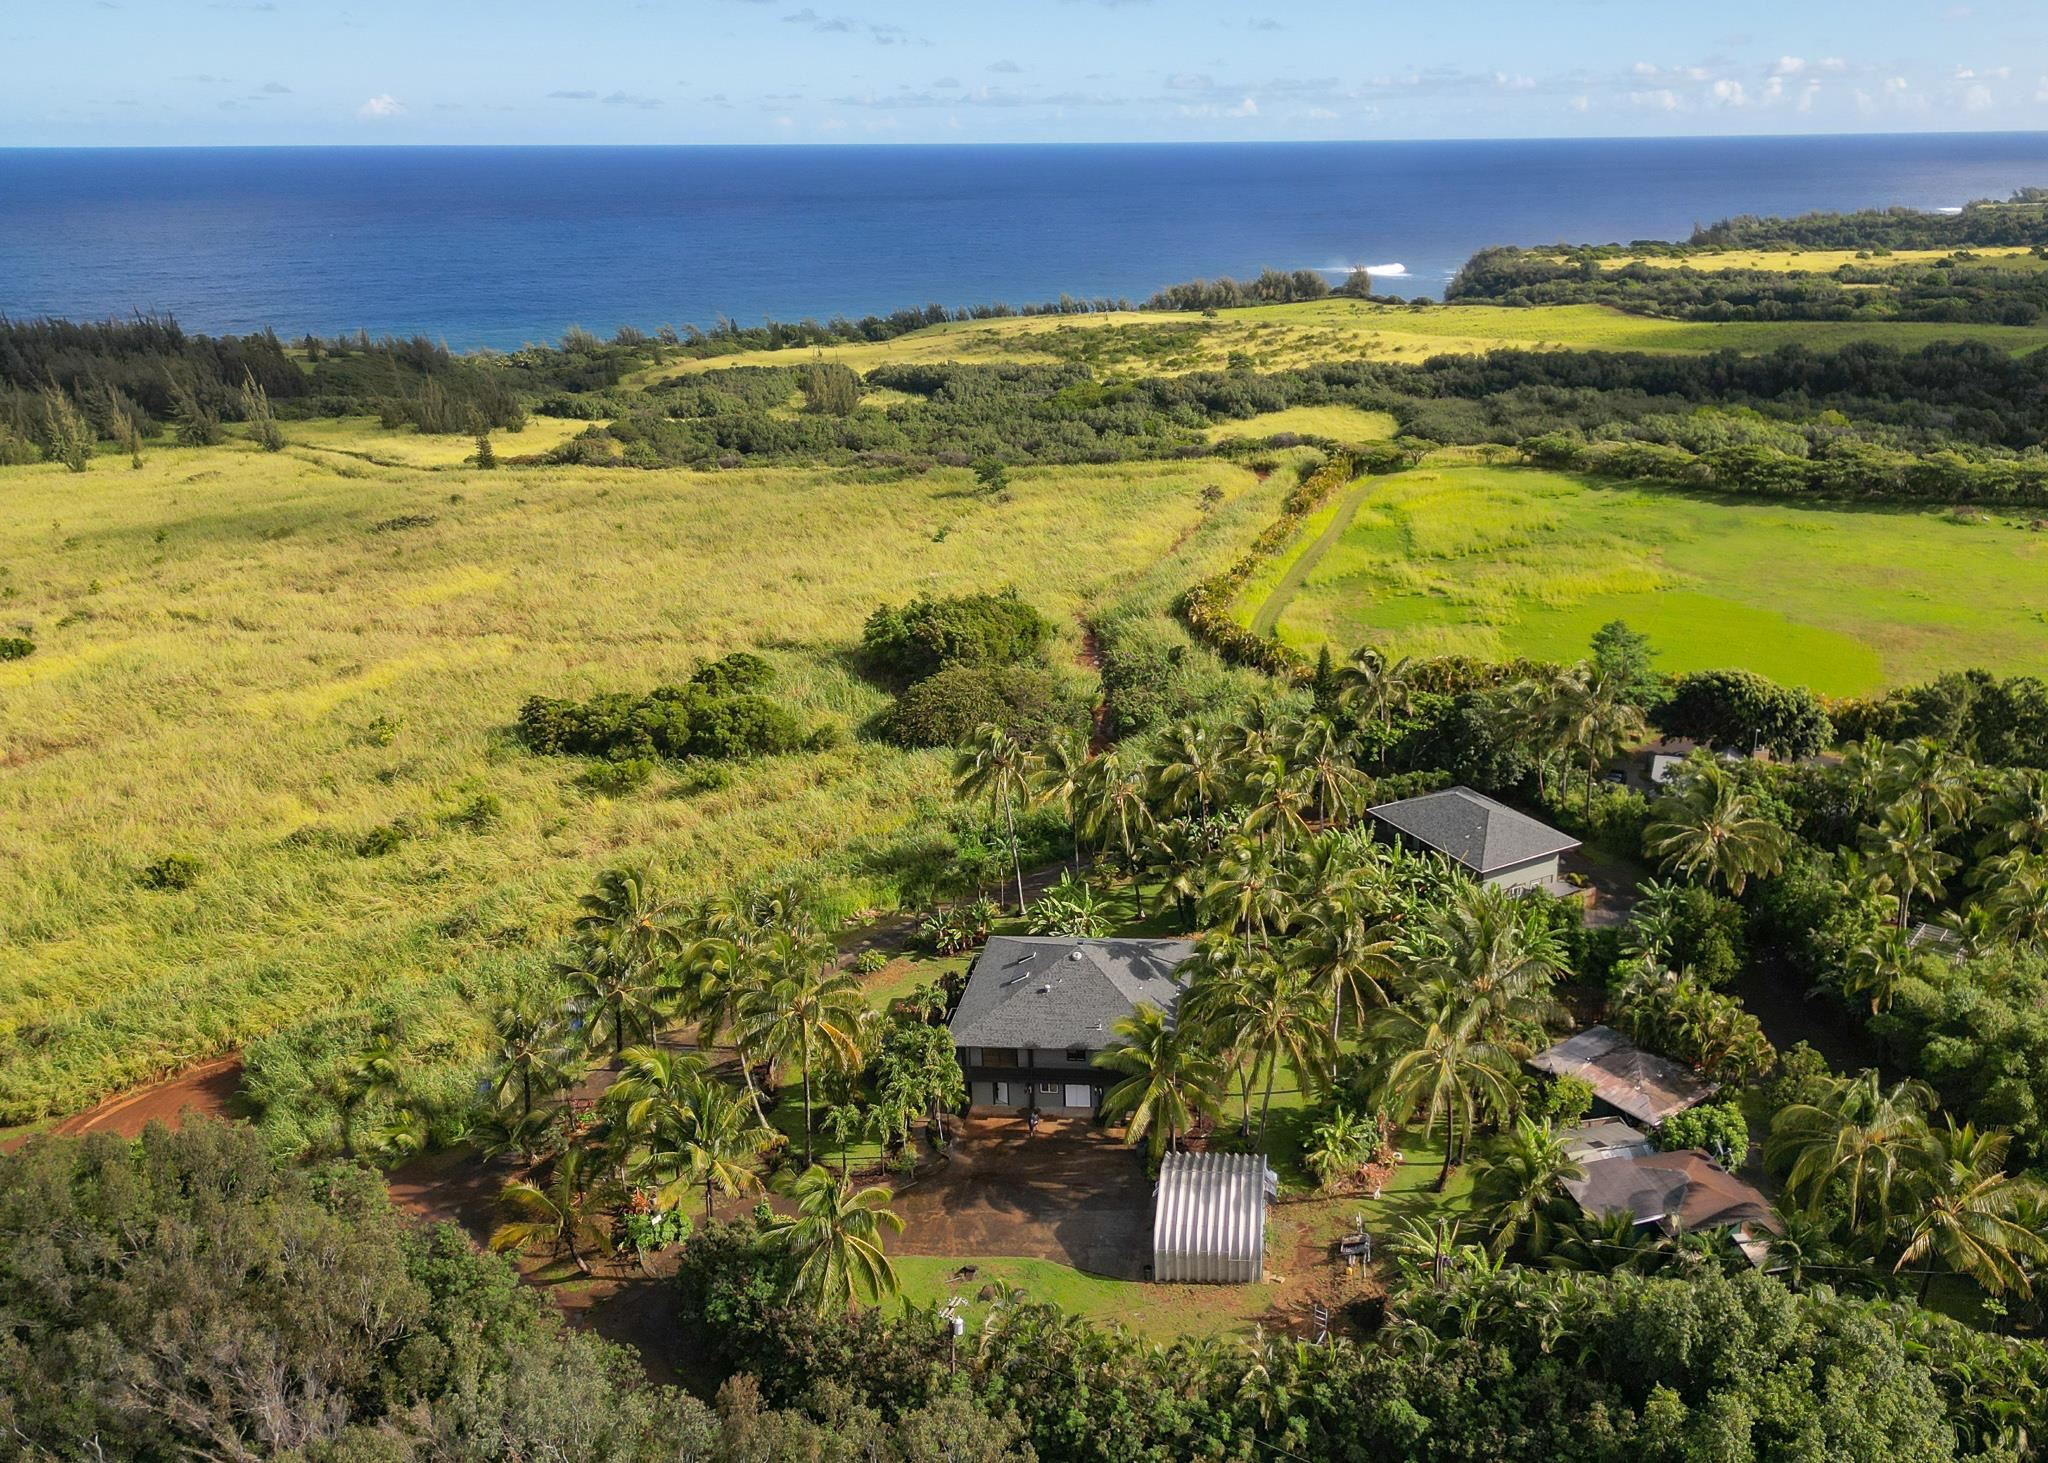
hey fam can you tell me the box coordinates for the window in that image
[1064,1046,1089,1064]
[1040,1082,1058,1094]
[981,1048,1019,1068]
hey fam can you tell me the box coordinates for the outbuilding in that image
[1368,785,1581,893]
[1152,1150,1277,1284]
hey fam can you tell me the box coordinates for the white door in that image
[1063,1083,1092,1110]
[992,1081,1010,1106]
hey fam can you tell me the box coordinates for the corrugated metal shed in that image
[1152,1151,1276,1284]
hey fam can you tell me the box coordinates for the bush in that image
[357,822,408,857]
[882,665,1086,749]
[689,650,775,696]
[1655,1098,1752,1164]
[139,852,203,890]
[862,588,1050,682]
[1531,1073,1595,1126]
[517,655,812,763]
[854,948,890,976]
[0,636,32,661]
[1660,668,1834,758]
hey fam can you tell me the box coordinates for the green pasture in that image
[1242,464,2048,695]
[1202,405,1399,445]
[0,436,1290,1123]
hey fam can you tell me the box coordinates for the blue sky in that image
[6,0,2047,146]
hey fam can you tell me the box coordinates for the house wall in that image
[961,1045,1107,1114]
[1482,854,1561,892]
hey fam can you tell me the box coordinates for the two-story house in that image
[948,935,1195,1116]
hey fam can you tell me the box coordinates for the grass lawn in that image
[1564,245,2047,274]
[1241,463,2048,695]
[644,299,2048,383]
[0,435,1293,1124]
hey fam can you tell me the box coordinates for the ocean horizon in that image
[5,132,2048,349]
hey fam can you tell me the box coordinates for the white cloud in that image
[1306,105,1338,119]
[773,114,795,127]
[1773,56,1806,76]
[1493,71,1535,91]
[1964,82,1994,111]
[1885,75,1910,93]
[1632,61,1659,77]
[356,94,403,119]
[1630,88,1680,111]
[1227,95,1258,117]
[1710,78,1747,106]
[1568,95,1590,112]
[1819,57,1850,73]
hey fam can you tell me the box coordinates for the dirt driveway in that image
[892,1114,1152,1280]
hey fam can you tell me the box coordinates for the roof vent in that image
[1036,984,1052,995]
[1068,951,1083,961]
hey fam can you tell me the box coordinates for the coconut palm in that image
[1337,647,1416,732]
[676,1072,771,1218]
[574,866,682,980]
[678,928,774,1123]
[605,1046,762,1215]
[1546,662,1648,816]
[1030,730,1089,878]
[1149,721,1229,819]
[1094,1003,1223,1157]
[1878,738,1979,833]
[1411,881,1566,1052]
[1079,747,1156,910]
[743,931,871,1166]
[330,1028,406,1160]
[1240,753,1314,855]
[486,997,576,1122]
[1767,1069,1936,1240]
[1862,804,1961,929]
[1978,768,2048,859]
[954,724,1033,912]
[1291,716,1370,825]
[1469,1115,1583,1258]
[1367,977,1520,1191]
[763,1164,905,1312]
[1975,853,2048,945]
[1894,1122,2048,1301]
[489,1146,612,1276]
[1643,760,1789,896]
[1216,957,1333,1144]
[1292,890,1399,1041]
[559,945,663,1062]
[1200,836,1291,950]
[1841,925,1920,1015]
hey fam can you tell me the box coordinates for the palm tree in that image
[1149,722,1228,819]
[606,1046,765,1216]
[1841,925,1919,1015]
[744,932,871,1166]
[1200,836,1291,950]
[1978,768,2048,858]
[1643,760,1789,896]
[1337,647,1416,733]
[1240,753,1313,855]
[559,945,662,1062]
[486,997,576,1122]
[1469,1115,1583,1257]
[1094,1004,1223,1157]
[1291,717,1370,825]
[1411,881,1566,1053]
[763,1164,905,1311]
[954,724,1033,912]
[1767,1069,1936,1241]
[1225,958,1333,1145]
[1292,890,1398,1042]
[1862,804,1960,929]
[489,1146,611,1275]
[1546,662,1648,816]
[677,1072,770,1218]
[1894,1122,2048,1302]
[1030,731,1089,878]
[330,1028,406,1160]
[574,866,681,977]
[1878,738,1978,834]
[1367,977,1519,1191]
[1078,748,1155,911]
[1975,853,2048,945]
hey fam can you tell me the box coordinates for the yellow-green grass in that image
[0,437,1291,1122]
[1202,405,1399,445]
[644,299,2048,383]
[1244,464,2048,696]
[1562,245,2046,274]
[274,415,591,468]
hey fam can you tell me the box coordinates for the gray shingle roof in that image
[1368,785,1580,875]
[948,936,1194,1051]
[1564,1150,1778,1237]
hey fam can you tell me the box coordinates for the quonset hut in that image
[1152,1151,1277,1284]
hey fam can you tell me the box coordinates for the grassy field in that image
[1562,245,2047,274]
[0,437,1290,1124]
[280,415,592,469]
[1240,464,2048,696]
[1202,405,1398,445]
[646,299,2048,382]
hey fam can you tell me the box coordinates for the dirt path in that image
[21,1055,245,1148]
[1075,616,1112,753]
[1248,476,1375,638]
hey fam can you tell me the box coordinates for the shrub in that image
[1660,668,1834,758]
[1531,1072,1595,1126]
[685,693,807,759]
[577,757,656,795]
[1655,1098,1752,1164]
[0,635,32,661]
[854,948,890,976]
[139,852,203,890]
[883,665,1085,749]
[357,822,408,857]
[862,588,1050,681]
[689,651,775,696]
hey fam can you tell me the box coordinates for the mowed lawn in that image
[1244,464,2048,695]
[0,437,1289,1122]
[645,298,2048,381]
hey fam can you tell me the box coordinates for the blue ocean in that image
[4,133,2048,350]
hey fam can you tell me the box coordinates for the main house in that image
[1368,785,1581,893]
[949,935,1195,1115]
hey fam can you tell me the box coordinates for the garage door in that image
[1063,1083,1093,1110]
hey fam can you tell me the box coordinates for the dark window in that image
[1064,1045,1088,1064]
[981,1048,1019,1068]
